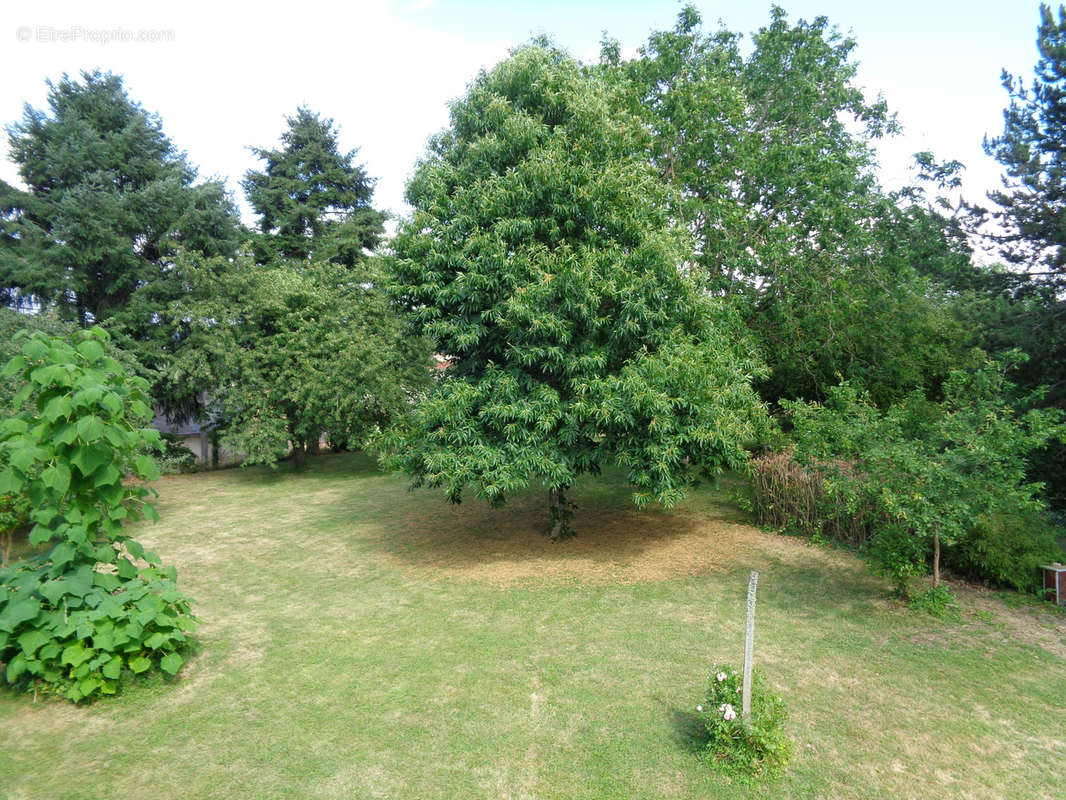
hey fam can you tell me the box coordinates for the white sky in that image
[0,0,1042,229]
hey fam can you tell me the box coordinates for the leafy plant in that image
[158,433,200,475]
[754,359,1065,597]
[0,327,196,701]
[909,585,961,620]
[0,490,29,568]
[696,665,791,779]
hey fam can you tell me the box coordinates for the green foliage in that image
[168,251,430,468]
[604,6,969,407]
[381,42,767,533]
[696,665,791,779]
[0,490,29,568]
[983,3,1066,284]
[0,70,239,323]
[759,360,1065,595]
[157,434,199,475]
[243,106,386,267]
[0,327,195,701]
[967,5,1066,510]
[946,508,1064,593]
[909,585,961,620]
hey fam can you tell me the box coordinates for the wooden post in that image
[742,570,758,720]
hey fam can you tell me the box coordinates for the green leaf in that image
[70,443,111,477]
[129,655,151,674]
[0,597,41,632]
[101,657,122,680]
[144,632,168,650]
[5,653,27,682]
[76,415,105,442]
[55,422,79,445]
[159,652,183,675]
[77,676,101,698]
[76,339,106,362]
[133,454,161,481]
[64,564,95,598]
[93,464,122,489]
[50,541,76,569]
[92,572,121,592]
[93,630,115,651]
[17,629,49,658]
[21,338,48,361]
[1,354,26,377]
[116,558,139,580]
[0,470,19,494]
[61,643,90,667]
[42,394,73,422]
[38,579,69,606]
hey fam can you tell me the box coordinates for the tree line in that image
[3,4,1065,595]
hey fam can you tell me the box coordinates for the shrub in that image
[946,509,1064,593]
[158,433,200,474]
[747,450,878,547]
[0,327,196,702]
[751,360,1064,597]
[696,665,791,779]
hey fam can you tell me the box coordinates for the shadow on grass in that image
[355,468,767,583]
[665,703,711,755]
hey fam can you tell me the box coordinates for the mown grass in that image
[1,452,1064,799]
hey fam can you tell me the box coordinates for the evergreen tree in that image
[379,43,767,538]
[0,71,240,324]
[984,3,1066,285]
[979,3,1066,505]
[242,107,385,267]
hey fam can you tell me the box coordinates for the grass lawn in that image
[2,452,1064,799]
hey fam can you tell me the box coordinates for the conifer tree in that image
[242,107,385,267]
[0,71,239,324]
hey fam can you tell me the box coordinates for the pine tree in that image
[0,71,239,324]
[984,3,1066,285]
[242,107,385,267]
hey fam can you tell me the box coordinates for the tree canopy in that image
[604,6,968,407]
[379,42,767,537]
[0,71,240,325]
[983,3,1066,286]
[168,252,430,468]
[243,107,386,267]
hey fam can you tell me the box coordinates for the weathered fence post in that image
[742,570,758,720]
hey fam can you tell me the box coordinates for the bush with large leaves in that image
[0,327,195,702]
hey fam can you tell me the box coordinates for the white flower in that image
[696,705,703,712]
[716,672,727,682]
[721,703,737,721]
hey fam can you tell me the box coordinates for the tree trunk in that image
[932,533,941,589]
[308,433,321,456]
[292,441,308,470]
[547,484,574,541]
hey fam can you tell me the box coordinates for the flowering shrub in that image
[696,665,791,779]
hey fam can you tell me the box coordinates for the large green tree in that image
[168,252,430,468]
[0,71,240,324]
[604,7,967,407]
[380,43,767,538]
[983,3,1066,284]
[242,107,385,267]
[975,3,1066,505]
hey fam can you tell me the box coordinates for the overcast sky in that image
[0,0,1044,228]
